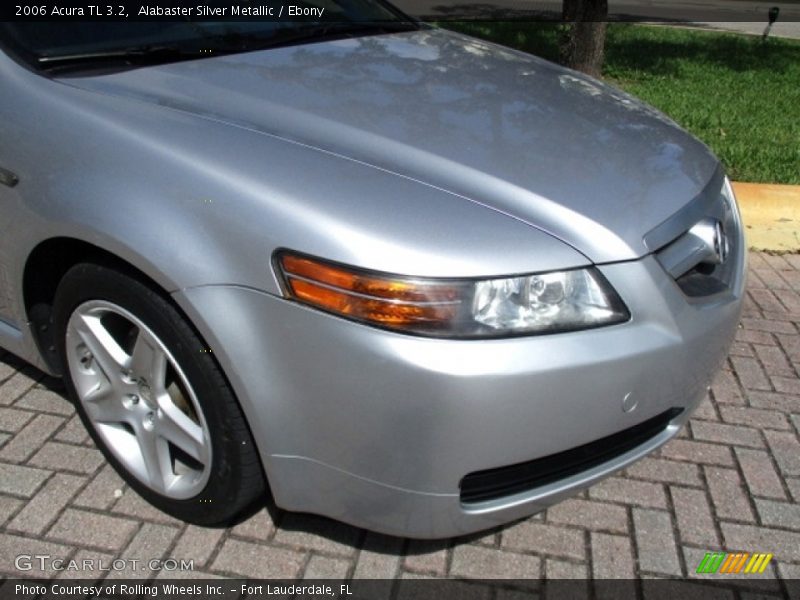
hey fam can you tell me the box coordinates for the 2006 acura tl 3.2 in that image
[0,9,744,538]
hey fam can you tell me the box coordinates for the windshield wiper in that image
[36,21,419,71]
[37,45,202,70]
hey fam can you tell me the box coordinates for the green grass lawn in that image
[442,22,800,184]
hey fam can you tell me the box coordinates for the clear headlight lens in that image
[276,251,629,338]
[472,269,627,332]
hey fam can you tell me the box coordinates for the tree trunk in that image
[560,0,609,78]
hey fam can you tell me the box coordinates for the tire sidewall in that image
[53,263,261,524]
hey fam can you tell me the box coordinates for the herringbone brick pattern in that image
[1,252,798,590]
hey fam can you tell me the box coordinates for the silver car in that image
[0,10,745,538]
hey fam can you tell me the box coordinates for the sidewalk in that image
[1,252,799,585]
[735,183,800,253]
[690,21,800,39]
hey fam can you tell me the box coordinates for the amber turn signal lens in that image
[277,253,462,331]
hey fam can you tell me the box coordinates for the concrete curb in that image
[733,182,800,253]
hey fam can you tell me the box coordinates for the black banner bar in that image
[1,578,799,600]
[3,0,800,22]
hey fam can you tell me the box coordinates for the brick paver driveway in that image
[1,252,799,587]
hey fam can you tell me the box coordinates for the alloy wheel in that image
[65,300,211,499]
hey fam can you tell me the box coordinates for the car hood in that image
[65,28,720,263]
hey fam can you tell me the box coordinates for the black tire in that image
[53,262,265,526]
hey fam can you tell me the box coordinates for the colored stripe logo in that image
[696,552,773,574]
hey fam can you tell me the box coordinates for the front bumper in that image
[174,252,744,538]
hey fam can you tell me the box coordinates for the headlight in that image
[275,251,629,338]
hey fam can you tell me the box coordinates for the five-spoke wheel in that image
[54,262,265,525]
[66,300,211,499]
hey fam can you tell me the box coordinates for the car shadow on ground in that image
[262,494,511,555]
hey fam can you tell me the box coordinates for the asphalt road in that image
[392,0,800,38]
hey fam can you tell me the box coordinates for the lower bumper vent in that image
[460,408,683,504]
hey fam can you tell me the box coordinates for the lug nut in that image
[123,394,140,410]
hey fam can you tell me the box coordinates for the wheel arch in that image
[24,237,183,375]
[44,251,269,524]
